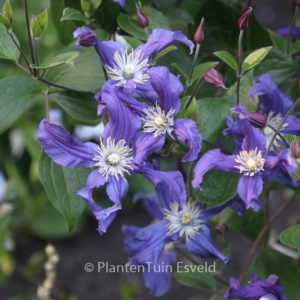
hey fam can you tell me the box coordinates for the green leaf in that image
[44,49,105,92]
[177,96,199,120]
[197,97,230,142]
[174,267,216,291]
[122,36,143,49]
[38,152,91,232]
[31,52,79,69]
[162,8,194,24]
[81,0,102,17]
[280,225,300,253]
[268,30,286,53]
[0,14,11,30]
[291,40,300,55]
[0,23,19,61]
[61,7,94,22]
[242,46,272,72]
[117,6,170,41]
[172,63,189,81]
[195,171,239,207]
[213,51,237,70]
[31,16,42,39]
[224,70,258,111]
[192,62,219,83]
[2,0,13,22]
[154,45,177,62]
[0,77,45,133]
[49,91,98,123]
[254,49,300,85]
[38,9,48,33]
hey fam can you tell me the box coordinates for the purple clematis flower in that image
[122,184,242,296]
[73,26,194,102]
[37,86,186,235]
[277,26,300,39]
[113,0,125,7]
[193,104,297,211]
[223,273,287,300]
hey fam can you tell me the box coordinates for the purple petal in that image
[223,117,244,153]
[192,149,237,190]
[282,115,300,136]
[135,29,194,59]
[106,176,129,204]
[237,174,263,211]
[37,119,96,168]
[173,118,202,162]
[113,0,125,7]
[132,132,166,165]
[135,79,159,103]
[277,25,300,39]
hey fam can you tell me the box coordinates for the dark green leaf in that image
[280,224,300,253]
[177,96,199,120]
[38,152,91,232]
[122,36,143,49]
[291,40,300,55]
[31,52,79,69]
[162,8,194,24]
[174,267,216,290]
[213,51,237,71]
[61,7,94,22]
[192,62,219,83]
[0,77,45,133]
[49,90,98,123]
[81,0,102,17]
[172,63,189,81]
[242,47,272,72]
[0,24,19,61]
[197,97,230,142]
[154,45,177,62]
[268,30,287,53]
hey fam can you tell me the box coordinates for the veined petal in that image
[37,119,96,168]
[106,176,129,204]
[281,115,300,136]
[135,79,159,103]
[173,118,202,162]
[135,29,194,59]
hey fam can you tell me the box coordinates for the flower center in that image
[142,105,175,138]
[259,294,279,300]
[105,49,150,86]
[235,148,265,176]
[164,201,204,240]
[93,137,134,180]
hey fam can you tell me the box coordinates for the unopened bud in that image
[291,136,300,158]
[204,69,227,89]
[296,0,300,7]
[0,0,13,30]
[45,244,55,257]
[194,17,205,44]
[215,224,227,235]
[74,27,97,50]
[247,112,267,128]
[238,7,252,31]
[136,3,149,28]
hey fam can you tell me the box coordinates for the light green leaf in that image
[49,91,98,123]
[31,52,79,69]
[44,49,105,92]
[280,225,300,253]
[174,268,216,291]
[31,16,42,39]
[38,152,91,232]
[172,63,189,81]
[81,0,102,17]
[154,45,177,62]
[0,23,19,61]
[61,7,94,22]
[2,0,13,22]
[242,46,272,72]
[268,30,286,53]
[213,51,237,71]
[0,14,11,30]
[38,9,48,34]
[0,77,45,133]
[192,62,219,83]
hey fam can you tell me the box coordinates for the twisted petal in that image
[281,115,300,136]
[223,116,244,153]
[249,74,293,116]
[173,118,202,162]
[192,149,237,190]
[37,119,96,168]
[132,132,166,165]
[237,174,263,211]
[186,225,231,264]
[135,29,194,59]
[135,80,159,103]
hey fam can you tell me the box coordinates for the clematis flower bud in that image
[215,224,227,235]
[296,0,300,7]
[136,3,149,29]
[75,29,97,49]
[291,136,300,158]
[238,7,252,31]
[194,17,205,44]
[204,69,227,89]
[247,112,267,128]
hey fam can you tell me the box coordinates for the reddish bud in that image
[136,3,149,29]
[296,0,300,7]
[238,7,252,31]
[204,69,227,89]
[215,224,227,235]
[291,136,300,158]
[247,112,267,129]
[194,17,205,44]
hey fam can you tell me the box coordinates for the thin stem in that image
[287,7,299,55]
[237,30,244,106]
[8,31,32,74]
[265,124,290,148]
[239,193,296,282]
[185,75,204,111]
[33,39,40,77]
[45,91,50,122]
[15,61,31,74]
[38,77,68,90]
[265,97,300,157]
[24,0,37,78]
[144,27,150,39]
[189,43,201,83]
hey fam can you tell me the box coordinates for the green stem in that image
[185,75,204,111]
[237,30,244,106]
[33,39,40,77]
[287,6,299,55]
[189,43,201,83]
[45,91,50,122]
[38,77,68,90]
[265,124,290,148]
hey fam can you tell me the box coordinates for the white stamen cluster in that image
[259,295,279,300]
[164,201,204,240]
[93,137,134,181]
[235,148,265,176]
[263,111,288,152]
[106,49,150,86]
[142,105,175,138]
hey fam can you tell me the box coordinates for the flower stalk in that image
[287,6,299,55]
[237,30,244,105]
